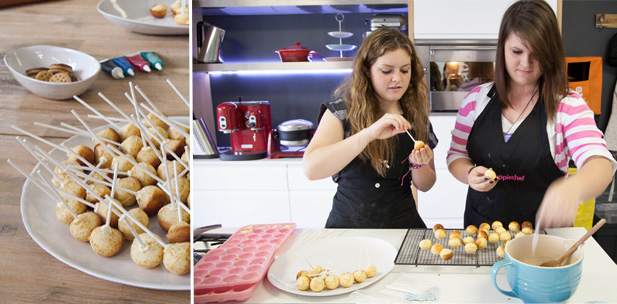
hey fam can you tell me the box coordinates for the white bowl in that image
[97,0,189,35]
[4,45,101,100]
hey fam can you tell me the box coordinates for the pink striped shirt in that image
[446,83,617,174]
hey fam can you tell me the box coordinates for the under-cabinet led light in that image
[207,69,353,76]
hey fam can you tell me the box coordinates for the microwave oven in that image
[415,40,497,111]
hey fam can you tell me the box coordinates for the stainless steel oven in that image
[415,40,497,111]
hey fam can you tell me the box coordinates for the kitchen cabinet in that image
[413,0,560,40]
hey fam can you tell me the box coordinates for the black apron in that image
[325,132,427,229]
[464,88,564,227]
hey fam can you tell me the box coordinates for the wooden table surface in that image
[0,1,191,302]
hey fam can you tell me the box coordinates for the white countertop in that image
[199,227,617,303]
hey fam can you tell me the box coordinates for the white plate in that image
[328,31,353,38]
[267,236,397,296]
[20,117,190,290]
[326,44,357,52]
[97,0,188,35]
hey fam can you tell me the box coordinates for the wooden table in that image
[0,1,190,302]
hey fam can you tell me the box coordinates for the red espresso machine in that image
[216,100,271,160]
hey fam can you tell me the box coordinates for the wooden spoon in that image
[540,218,606,267]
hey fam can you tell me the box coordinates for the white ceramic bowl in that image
[97,0,189,35]
[4,45,101,100]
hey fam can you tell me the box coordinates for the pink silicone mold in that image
[194,223,296,303]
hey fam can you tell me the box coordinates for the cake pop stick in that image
[73,95,122,130]
[105,144,165,184]
[124,83,148,148]
[110,162,119,200]
[71,110,118,159]
[134,85,163,116]
[36,170,79,220]
[155,183,190,213]
[140,102,190,131]
[7,159,57,200]
[105,196,168,248]
[33,122,85,137]
[55,186,96,209]
[121,216,146,248]
[11,125,112,183]
[16,136,66,185]
[98,92,133,123]
[66,165,129,177]
[173,162,182,222]
[59,122,121,147]
[166,79,189,108]
[86,115,128,123]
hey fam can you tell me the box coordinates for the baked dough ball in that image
[297,275,310,291]
[491,221,503,231]
[496,245,506,258]
[119,122,141,141]
[158,203,190,232]
[86,184,110,204]
[89,225,124,257]
[431,243,443,255]
[167,221,190,243]
[296,270,309,279]
[111,155,135,173]
[69,211,102,242]
[325,274,339,289]
[414,140,425,151]
[53,160,81,186]
[515,232,525,239]
[164,139,185,159]
[136,146,162,169]
[499,231,512,243]
[94,143,113,168]
[114,176,142,207]
[464,242,478,254]
[163,242,190,275]
[147,126,168,149]
[118,208,149,241]
[162,176,189,204]
[150,3,167,18]
[419,239,432,250]
[339,272,354,288]
[440,248,453,261]
[59,180,86,201]
[128,162,158,187]
[131,233,164,269]
[466,225,477,235]
[310,277,325,292]
[364,265,377,278]
[433,223,444,232]
[94,198,122,228]
[509,221,521,232]
[68,145,95,166]
[434,228,447,240]
[157,160,185,181]
[353,270,367,283]
[448,237,461,248]
[449,230,461,239]
[144,112,169,130]
[495,227,507,235]
[121,135,144,159]
[462,236,474,246]
[94,127,121,146]
[484,168,496,180]
[522,221,533,235]
[477,230,488,239]
[488,232,500,243]
[136,185,169,216]
[475,236,487,249]
[479,222,491,234]
[56,199,87,225]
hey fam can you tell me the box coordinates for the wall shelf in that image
[193,61,353,72]
[195,0,407,15]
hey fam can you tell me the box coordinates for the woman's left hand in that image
[536,177,582,228]
[408,145,433,165]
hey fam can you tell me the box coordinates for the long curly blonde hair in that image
[334,28,430,176]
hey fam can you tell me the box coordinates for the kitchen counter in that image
[203,227,617,303]
[0,1,189,302]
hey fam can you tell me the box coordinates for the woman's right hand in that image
[365,113,412,141]
[468,166,498,192]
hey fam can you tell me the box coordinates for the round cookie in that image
[35,70,53,81]
[49,72,72,83]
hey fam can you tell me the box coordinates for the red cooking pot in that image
[275,42,312,62]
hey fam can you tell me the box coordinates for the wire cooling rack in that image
[395,228,545,266]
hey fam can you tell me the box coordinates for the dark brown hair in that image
[334,28,429,176]
[494,0,568,119]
